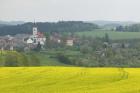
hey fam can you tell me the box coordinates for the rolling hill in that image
[0,20,25,25]
[91,20,136,26]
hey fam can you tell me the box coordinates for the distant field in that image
[76,30,140,40]
[1,67,140,93]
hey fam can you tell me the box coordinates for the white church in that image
[27,24,46,45]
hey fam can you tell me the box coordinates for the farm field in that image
[0,67,140,93]
[76,30,140,40]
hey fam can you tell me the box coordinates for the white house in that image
[66,39,74,46]
[27,38,33,44]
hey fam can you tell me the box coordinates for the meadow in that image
[0,67,140,93]
[76,30,140,40]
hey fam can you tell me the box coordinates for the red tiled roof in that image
[37,32,45,38]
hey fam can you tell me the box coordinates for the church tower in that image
[33,22,38,36]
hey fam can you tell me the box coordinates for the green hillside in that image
[0,67,140,93]
[76,30,140,40]
[35,53,71,66]
[0,51,70,67]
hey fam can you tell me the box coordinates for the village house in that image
[0,35,14,51]
[50,33,61,43]
[49,33,76,46]
[66,37,74,46]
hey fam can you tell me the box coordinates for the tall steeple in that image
[33,20,38,36]
[33,19,37,27]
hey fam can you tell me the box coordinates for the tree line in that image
[116,24,140,32]
[0,21,98,35]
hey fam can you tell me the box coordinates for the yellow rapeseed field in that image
[0,67,140,93]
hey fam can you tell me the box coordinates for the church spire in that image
[33,19,38,36]
[33,19,37,27]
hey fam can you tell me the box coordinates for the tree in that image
[34,42,42,52]
[45,32,50,42]
[116,26,124,32]
[80,45,92,54]
[56,53,71,64]
[104,33,110,43]
[29,54,41,66]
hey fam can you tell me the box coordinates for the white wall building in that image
[27,38,33,44]
[66,39,74,46]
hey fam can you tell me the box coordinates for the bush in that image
[5,54,18,67]
[56,53,72,64]
[29,54,41,66]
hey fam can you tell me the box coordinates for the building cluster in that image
[49,33,75,46]
[26,26,46,45]
[0,24,75,51]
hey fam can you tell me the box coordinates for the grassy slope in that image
[0,67,140,93]
[0,51,70,66]
[27,53,69,66]
[76,30,140,40]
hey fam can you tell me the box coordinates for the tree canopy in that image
[0,21,98,36]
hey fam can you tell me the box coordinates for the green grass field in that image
[76,30,140,40]
[29,53,70,66]
[0,67,140,93]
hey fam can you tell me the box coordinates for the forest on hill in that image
[1,20,140,36]
[0,21,98,35]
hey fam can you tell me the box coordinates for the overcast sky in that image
[0,0,140,22]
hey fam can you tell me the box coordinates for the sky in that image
[0,0,140,22]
